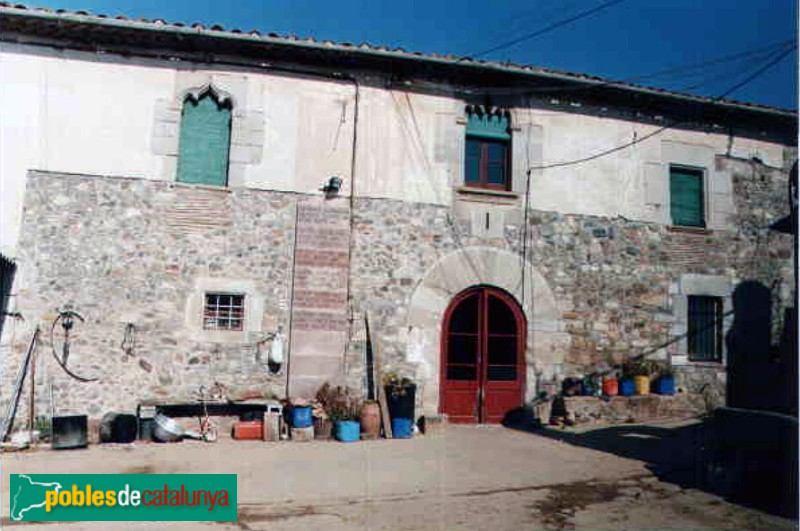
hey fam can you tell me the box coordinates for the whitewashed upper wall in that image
[0,44,790,256]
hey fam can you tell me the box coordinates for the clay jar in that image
[359,401,381,439]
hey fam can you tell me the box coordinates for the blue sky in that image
[24,0,798,109]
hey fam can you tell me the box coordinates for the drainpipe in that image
[342,75,360,377]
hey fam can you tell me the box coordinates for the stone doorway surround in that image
[404,247,569,416]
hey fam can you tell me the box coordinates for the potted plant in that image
[289,397,313,429]
[618,361,633,396]
[602,371,619,397]
[383,373,416,438]
[623,359,654,396]
[653,367,676,396]
[323,385,361,443]
[313,383,335,439]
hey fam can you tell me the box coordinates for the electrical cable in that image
[672,51,786,94]
[467,0,629,60]
[525,44,796,172]
[457,39,796,96]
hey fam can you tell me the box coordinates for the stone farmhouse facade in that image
[0,4,796,423]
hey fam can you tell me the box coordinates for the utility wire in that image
[467,0,628,59]
[453,39,796,96]
[671,47,793,93]
[526,44,796,172]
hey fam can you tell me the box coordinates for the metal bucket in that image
[153,414,184,443]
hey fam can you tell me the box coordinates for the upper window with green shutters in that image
[177,89,232,187]
[669,165,706,228]
[464,109,511,191]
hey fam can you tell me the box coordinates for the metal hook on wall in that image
[121,322,136,358]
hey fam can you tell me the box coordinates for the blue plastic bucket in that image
[335,420,360,442]
[292,406,313,428]
[619,379,635,397]
[654,376,675,396]
[392,418,414,439]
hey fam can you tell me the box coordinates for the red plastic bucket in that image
[602,378,619,397]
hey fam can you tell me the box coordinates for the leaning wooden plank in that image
[367,313,392,439]
[1,328,39,441]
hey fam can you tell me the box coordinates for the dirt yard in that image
[1,422,794,530]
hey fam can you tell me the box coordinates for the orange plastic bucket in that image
[634,376,650,395]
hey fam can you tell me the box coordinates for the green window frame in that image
[465,111,511,191]
[670,165,705,228]
[688,295,723,362]
[176,90,232,187]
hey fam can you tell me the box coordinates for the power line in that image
[454,39,796,96]
[671,45,793,93]
[467,0,629,60]
[527,44,796,172]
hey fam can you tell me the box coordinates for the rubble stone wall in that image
[3,172,298,418]
[348,155,793,413]
[2,154,793,421]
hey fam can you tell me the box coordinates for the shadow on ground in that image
[502,407,797,520]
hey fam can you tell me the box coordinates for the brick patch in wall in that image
[291,310,348,331]
[293,266,349,290]
[664,233,726,268]
[294,249,350,268]
[297,205,349,225]
[295,226,350,249]
[166,188,232,233]
[293,289,348,309]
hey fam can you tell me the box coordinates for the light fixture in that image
[322,176,342,197]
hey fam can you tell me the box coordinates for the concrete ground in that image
[0,423,794,530]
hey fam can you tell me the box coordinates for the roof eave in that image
[0,4,796,122]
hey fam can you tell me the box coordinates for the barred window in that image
[688,295,723,362]
[204,293,244,331]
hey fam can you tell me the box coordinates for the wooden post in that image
[366,313,392,439]
[28,338,36,443]
[1,327,39,441]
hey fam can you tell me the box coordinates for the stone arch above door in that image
[404,246,568,415]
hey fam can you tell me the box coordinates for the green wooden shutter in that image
[670,167,705,227]
[486,141,507,185]
[177,92,232,186]
[465,138,482,183]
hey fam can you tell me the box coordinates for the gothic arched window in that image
[176,89,232,186]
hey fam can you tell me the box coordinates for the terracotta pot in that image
[634,375,650,396]
[359,401,381,439]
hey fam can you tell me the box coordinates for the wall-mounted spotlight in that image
[321,176,342,197]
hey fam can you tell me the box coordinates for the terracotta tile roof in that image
[0,1,795,118]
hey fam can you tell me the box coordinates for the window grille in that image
[688,295,723,362]
[204,293,244,331]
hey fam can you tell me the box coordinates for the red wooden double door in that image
[440,286,526,423]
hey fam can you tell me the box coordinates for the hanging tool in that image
[50,307,97,382]
[120,322,136,358]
